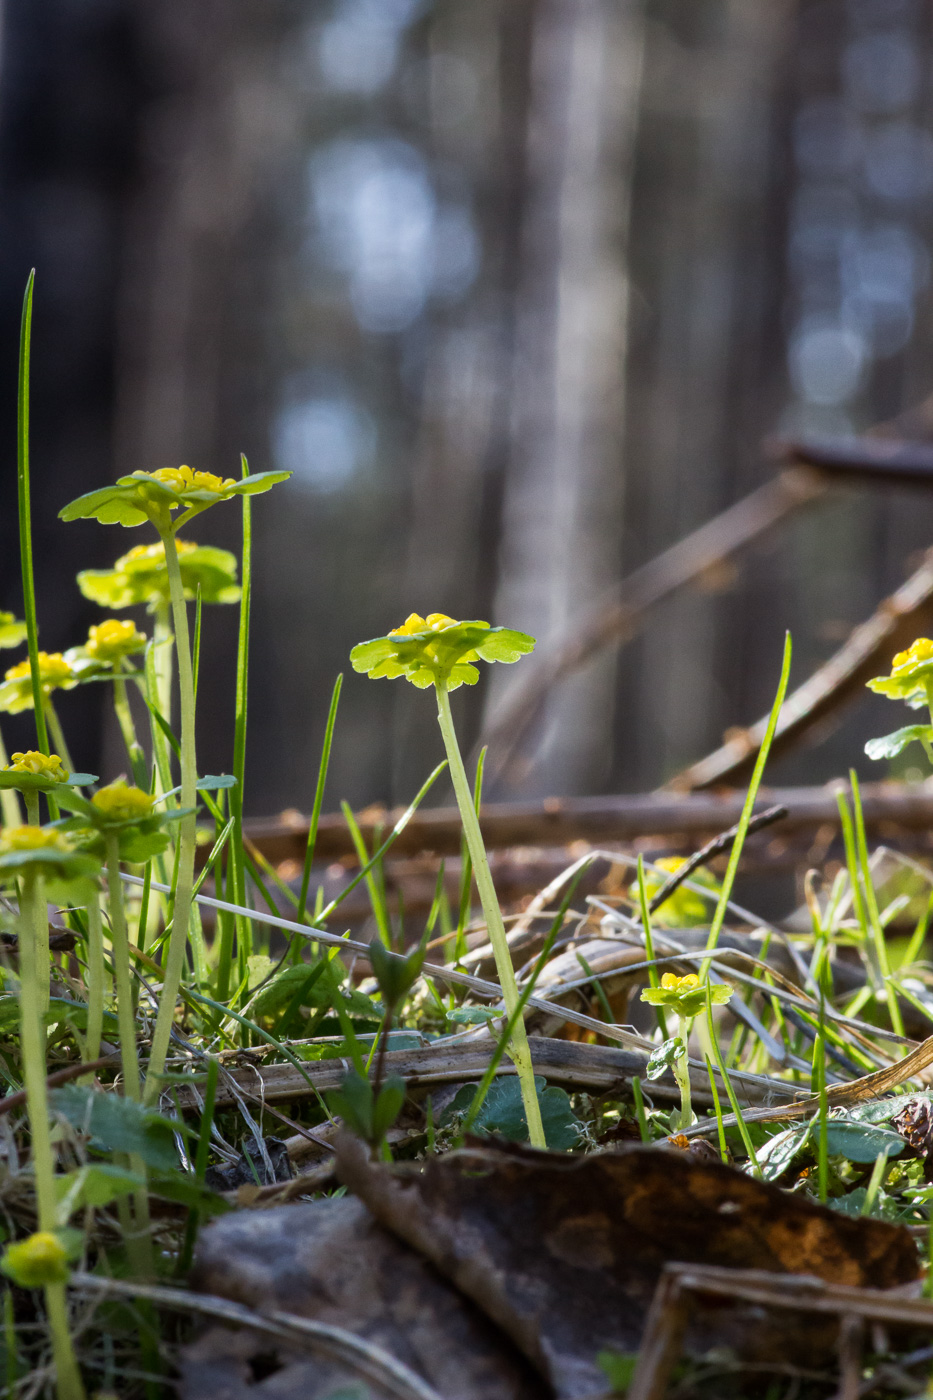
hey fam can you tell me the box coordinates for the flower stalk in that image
[144,527,197,1104]
[434,683,545,1148]
[17,869,86,1400]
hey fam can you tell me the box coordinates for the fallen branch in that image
[242,782,933,864]
[474,467,827,783]
[629,1260,933,1400]
[671,546,933,790]
[170,1036,798,1113]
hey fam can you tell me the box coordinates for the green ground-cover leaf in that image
[443,1075,583,1150]
[51,1084,186,1171]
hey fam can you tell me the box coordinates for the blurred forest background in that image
[1,0,933,818]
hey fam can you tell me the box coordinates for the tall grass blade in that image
[704,633,791,960]
[297,673,343,922]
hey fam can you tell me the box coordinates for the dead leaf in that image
[336,1135,920,1399]
[185,1193,545,1400]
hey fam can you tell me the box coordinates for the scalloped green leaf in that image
[865,724,933,761]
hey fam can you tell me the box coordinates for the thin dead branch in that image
[242,781,933,864]
[628,1260,933,1400]
[671,546,933,790]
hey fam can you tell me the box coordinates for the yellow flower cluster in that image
[660,972,700,993]
[84,618,147,662]
[142,465,236,496]
[389,612,458,637]
[0,825,74,855]
[0,1231,69,1287]
[91,780,154,822]
[5,652,73,690]
[5,751,67,781]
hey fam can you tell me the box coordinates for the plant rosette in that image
[0,652,77,715]
[60,464,291,533]
[866,638,933,706]
[55,780,187,864]
[0,611,27,650]
[0,826,101,903]
[64,619,147,682]
[865,639,933,763]
[0,751,96,795]
[77,540,241,611]
[351,612,535,691]
[640,972,733,1019]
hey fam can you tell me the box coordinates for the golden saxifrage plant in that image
[351,612,547,1146]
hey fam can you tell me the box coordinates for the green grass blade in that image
[16,272,54,798]
[703,633,792,960]
[297,673,343,922]
[850,769,905,1038]
[636,854,668,1039]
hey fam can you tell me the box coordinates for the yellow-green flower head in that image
[0,825,74,855]
[145,465,237,496]
[84,618,147,663]
[641,971,733,1018]
[91,780,154,823]
[0,751,94,795]
[7,751,67,781]
[630,856,719,928]
[351,613,535,692]
[0,824,100,887]
[867,638,933,705]
[0,611,27,650]
[60,464,291,530]
[0,1231,69,1288]
[77,540,241,611]
[0,652,77,714]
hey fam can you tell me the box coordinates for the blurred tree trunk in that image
[487,0,646,797]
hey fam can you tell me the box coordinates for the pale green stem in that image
[18,871,55,1224]
[105,832,153,1276]
[153,601,174,731]
[18,871,86,1400]
[44,1284,85,1400]
[0,727,22,827]
[84,895,105,1066]
[144,533,197,1105]
[44,700,75,776]
[20,819,50,1016]
[112,675,147,789]
[104,834,140,1103]
[434,683,545,1148]
[673,1014,694,1131]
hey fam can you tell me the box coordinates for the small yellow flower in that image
[389,612,458,637]
[5,752,68,782]
[660,972,700,992]
[91,780,154,823]
[0,825,75,855]
[867,638,933,703]
[630,857,717,927]
[5,653,72,688]
[84,618,147,663]
[352,614,535,691]
[0,652,77,715]
[141,465,237,496]
[0,1231,69,1287]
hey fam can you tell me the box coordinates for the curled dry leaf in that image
[336,1135,919,1400]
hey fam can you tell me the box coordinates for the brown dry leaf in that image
[336,1135,920,1400]
[183,1193,545,1400]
